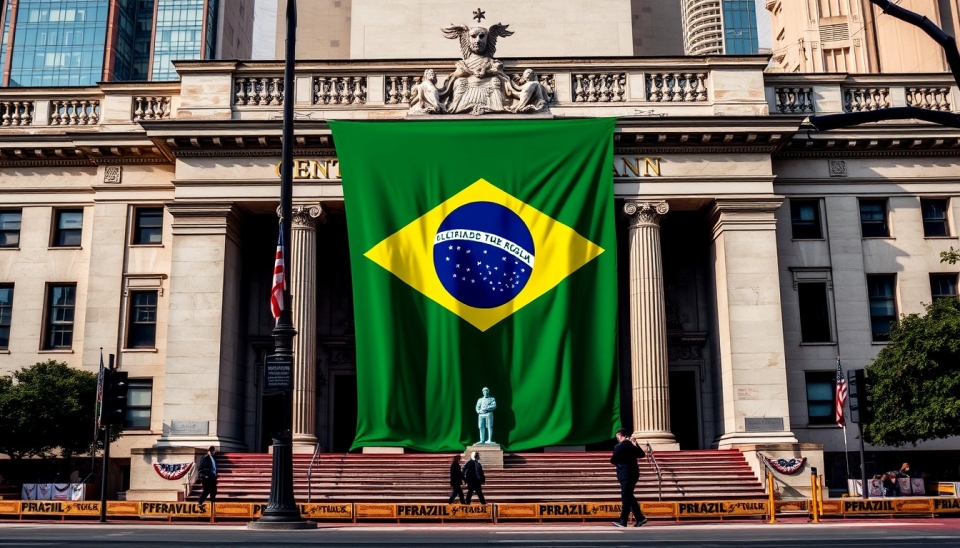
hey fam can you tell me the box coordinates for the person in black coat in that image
[197,446,218,511]
[463,451,486,504]
[610,428,647,527]
[448,454,465,504]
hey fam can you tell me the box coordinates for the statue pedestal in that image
[464,444,504,469]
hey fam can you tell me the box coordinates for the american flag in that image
[835,357,847,427]
[270,228,286,323]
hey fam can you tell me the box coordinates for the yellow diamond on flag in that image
[364,179,605,332]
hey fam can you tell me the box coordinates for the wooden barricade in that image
[2,496,957,522]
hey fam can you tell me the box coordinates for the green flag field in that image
[331,118,620,451]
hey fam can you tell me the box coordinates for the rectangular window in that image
[859,199,889,238]
[0,210,21,248]
[133,208,163,245]
[805,371,836,425]
[930,273,958,301]
[127,290,157,348]
[0,284,12,350]
[791,199,823,239]
[44,284,76,349]
[125,379,152,430]
[53,209,83,247]
[867,275,897,342]
[798,282,831,342]
[921,198,950,237]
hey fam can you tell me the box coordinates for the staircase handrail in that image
[645,443,663,502]
[757,452,782,496]
[183,461,199,501]
[307,442,321,503]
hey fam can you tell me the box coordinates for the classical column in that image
[289,204,323,452]
[623,201,678,450]
[709,199,797,447]
[159,203,246,451]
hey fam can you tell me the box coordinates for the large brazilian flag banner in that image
[330,118,619,452]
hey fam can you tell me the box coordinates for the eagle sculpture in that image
[441,23,514,60]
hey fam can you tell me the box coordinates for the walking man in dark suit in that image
[197,446,218,512]
[448,454,465,504]
[463,451,486,504]
[610,428,647,527]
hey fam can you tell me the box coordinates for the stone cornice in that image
[764,72,958,87]
[178,55,773,73]
[0,131,171,166]
[167,202,243,244]
[708,198,784,241]
[775,122,960,158]
[141,117,803,157]
[98,82,181,94]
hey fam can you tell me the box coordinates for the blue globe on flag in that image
[433,201,535,309]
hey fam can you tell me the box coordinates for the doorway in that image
[669,369,701,450]
[331,374,358,453]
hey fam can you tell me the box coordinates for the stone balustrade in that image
[645,72,708,103]
[313,76,367,105]
[906,86,952,111]
[49,99,100,126]
[768,75,957,116]
[235,77,284,106]
[133,96,172,121]
[1,100,33,126]
[0,62,954,127]
[774,87,814,114]
[573,73,627,103]
[385,75,420,105]
[843,87,890,112]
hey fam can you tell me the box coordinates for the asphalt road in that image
[1,520,959,547]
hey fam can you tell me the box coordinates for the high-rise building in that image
[767,0,960,73]
[682,0,759,55]
[274,0,685,60]
[0,0,254,87]
[631,0,685,56]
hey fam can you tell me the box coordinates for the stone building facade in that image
[768,0,960,73]
[273,0,686,60]
[0,51,958,497]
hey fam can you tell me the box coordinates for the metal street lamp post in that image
[248,0,316,530]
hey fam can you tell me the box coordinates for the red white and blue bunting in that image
[765,456,807,475]
[153,462,194,481]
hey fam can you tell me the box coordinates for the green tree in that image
[863,298,960,446]
[942,246,960,265]
[0,360,109,460]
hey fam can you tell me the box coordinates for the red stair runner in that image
[186,450,765,503]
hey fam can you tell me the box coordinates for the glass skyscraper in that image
[0,0,227,87]
[0,1,109,86]
[151,0,217,81]
[682,0,759,56]
[721,0,758,55]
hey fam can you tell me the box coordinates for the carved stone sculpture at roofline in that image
[407,17,552,116]
[409,69,447,114]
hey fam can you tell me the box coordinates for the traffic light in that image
[102,369,128,426]
[849,369,875,426]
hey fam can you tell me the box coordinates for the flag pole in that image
[838,353,851,482]
[89,348,105,483]
[842,423,851,481]
[248,0,314,530]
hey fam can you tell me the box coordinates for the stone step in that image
[188,450,765,503]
